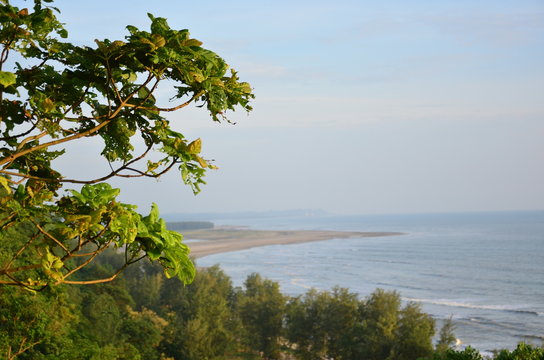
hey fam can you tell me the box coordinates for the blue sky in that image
[50,0,543,215]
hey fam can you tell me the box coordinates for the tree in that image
[122,306,168,360]
[436,316,457,355]
[357,288,402,360]
[0,0,253,290]
[424,347,484,360]
[494,343,544,360]
[342,288,437,360]
[286,289,331,360]
[325,287,361,360]
[285,286,360,360]
[391,302,435,360]
[158,265,239,360]
[238,273,286,360]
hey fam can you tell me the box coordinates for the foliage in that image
[494,343,544,360]
[123,306,169,360]
[238,273,286,360]
[285,287,436,360]
[1,252,542,360]
[436,316,458,354]
[426,347,485,360]
[285,287,359,360]
[392,302,435,360]
[158,265,239,360]
[0,0,253,289]
[358,288,403,360]
[0,285,73,359]
[423,343,544,360]
[286,289,332,359]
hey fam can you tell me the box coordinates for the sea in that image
[195,210,544,354]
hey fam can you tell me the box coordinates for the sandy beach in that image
[182,228,404,258]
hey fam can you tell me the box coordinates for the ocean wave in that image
[290,278,313,290]
[519,333,544,341]
[382,283,430,292]
[362,258,413,265]
[404,297,542,316]
[463,316,527,332]
[420,272,448,279]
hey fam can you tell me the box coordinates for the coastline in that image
[182,228,404,258]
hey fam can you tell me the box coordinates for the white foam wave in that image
[290,278,313,290]
[404,297,541,316]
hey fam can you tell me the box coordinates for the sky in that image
[48,0,544,216]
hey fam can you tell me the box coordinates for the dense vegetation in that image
[1,249,542,360]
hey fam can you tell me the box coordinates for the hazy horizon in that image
[51,0,543,216]
[162,209,544,222]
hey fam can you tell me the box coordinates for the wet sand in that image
[182,228,404,258]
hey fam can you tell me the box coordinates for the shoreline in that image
[181,228,405,259]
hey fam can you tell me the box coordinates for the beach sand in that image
[182,228,404,258]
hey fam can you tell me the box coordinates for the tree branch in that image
[0,145,180,185]
[0,118,112,168]
[64,219,111,258]
[61,241,111,281]
[16,130,49,151]
[0,74,155,168]
[62,261,129,285]
[0,271,48,292]
[31,220,69,254]
[0,121,38,142]
[0,263,41,275]
[2,232,39,270]
[8,337,42,360]
[123,89,204,112]
[62,85,91,117]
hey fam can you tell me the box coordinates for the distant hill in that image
[167,221,214,231]
[162,209,328,222]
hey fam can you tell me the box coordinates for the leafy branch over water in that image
[0,0,253,289]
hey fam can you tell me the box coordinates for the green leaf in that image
[149,13,170,34]
[14,184,26,200]
[181,166,189,182]
[126,25,138,34]
[42,249,64,271]
[187,138,202,154]
[146,247,162,261]
[148,203,160,223]
[138,86,151,98]
[189,70,206,83]
[0,176,11,193]
[194,155,208,168]
[151,34,166,47]
[121,71,137,82]
[184,38,203,47]
[0,71,17,87]
[43,98,55,112]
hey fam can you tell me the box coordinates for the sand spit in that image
[182,228,405,259]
